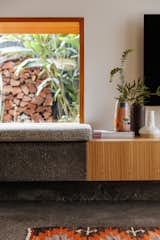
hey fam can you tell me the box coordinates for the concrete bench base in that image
[0,123,92,181]
[0,142,86,181]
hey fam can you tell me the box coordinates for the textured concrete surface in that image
[0,201,160,240]
[1,182,160,201]
[0,142,86,181]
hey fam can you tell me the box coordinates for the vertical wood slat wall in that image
[87,139,160,181]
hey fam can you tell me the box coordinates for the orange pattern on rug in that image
[26,227,160,240]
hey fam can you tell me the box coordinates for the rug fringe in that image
[25,228,32,240]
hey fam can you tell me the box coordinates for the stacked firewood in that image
[1,61,53,122]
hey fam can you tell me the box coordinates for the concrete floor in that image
[0,201,160,240]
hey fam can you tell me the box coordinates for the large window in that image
[0,18,84,123]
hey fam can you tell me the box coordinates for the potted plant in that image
[109,48,160,134]
[109,49,133,131]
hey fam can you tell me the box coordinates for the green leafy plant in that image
[109,49,160,105]
[121,79,150,105]
[109,49,133,102]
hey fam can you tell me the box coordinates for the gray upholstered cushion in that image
[0,123,92,142]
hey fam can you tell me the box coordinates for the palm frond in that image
[15,58,43,76]
[0,46,33,57]
[36,77,59,96]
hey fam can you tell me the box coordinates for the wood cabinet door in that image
[87,140,160,181]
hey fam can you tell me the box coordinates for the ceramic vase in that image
[139,110,160,138]
[130,104,145,136]
[114,101,130,132]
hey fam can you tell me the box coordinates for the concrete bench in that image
[0,123,92,181]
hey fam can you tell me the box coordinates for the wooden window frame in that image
[0,18,84,122]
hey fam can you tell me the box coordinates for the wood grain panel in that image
[87,139,160,181]
[0,18,81,34]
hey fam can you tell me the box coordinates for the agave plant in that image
[0,33,79,121]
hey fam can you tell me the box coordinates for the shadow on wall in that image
[124,16,143,83]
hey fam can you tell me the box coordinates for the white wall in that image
[1,0,160,129]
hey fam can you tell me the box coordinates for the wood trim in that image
[89,138,160,142]
[0,18,81,34]
[0,18,84,122]
[0,18,83,22]
[0,22,79,34]
[79,18,84,123]
[87,139,160,181]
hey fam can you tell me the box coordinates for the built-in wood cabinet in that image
[87,139,160,181]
